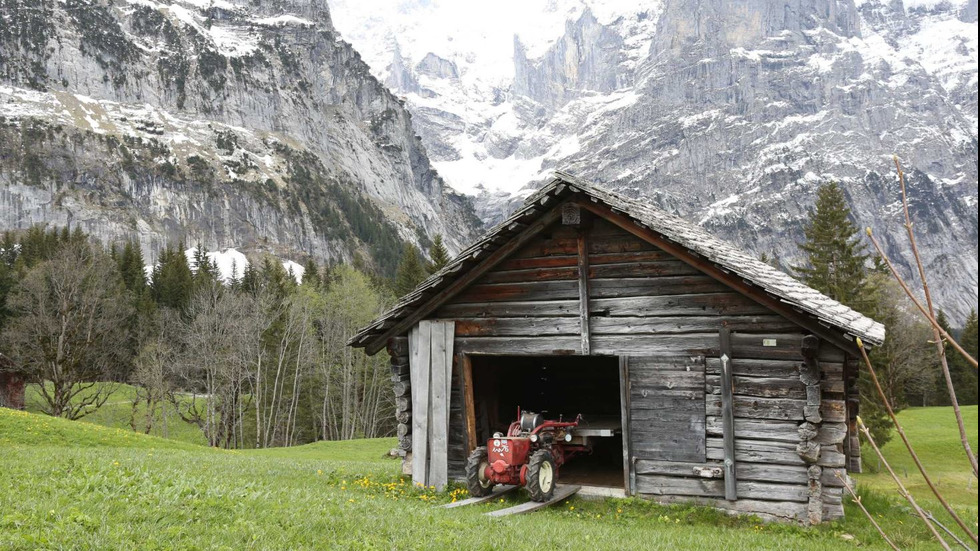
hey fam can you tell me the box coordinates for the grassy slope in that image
[856,406,978,506]
[0,407,975,550]
[24,384,208,446]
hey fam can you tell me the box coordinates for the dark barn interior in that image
[469,355,624,488]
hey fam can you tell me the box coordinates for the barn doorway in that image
[467,355,626,491]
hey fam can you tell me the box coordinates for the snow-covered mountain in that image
[0,0,482,275]
[330,0,979,321]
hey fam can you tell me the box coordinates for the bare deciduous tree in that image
[2,244,132,419]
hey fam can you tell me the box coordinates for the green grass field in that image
[0,403,976,550]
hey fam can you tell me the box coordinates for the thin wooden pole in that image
[857,339,977,544]
[856,416,951,551]
[892,157,978,481]
[865,231,979,481]
[864,228,977,370]
[835,471,901,551]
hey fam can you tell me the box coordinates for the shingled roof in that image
[349,173,885,352]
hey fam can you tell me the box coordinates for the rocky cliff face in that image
[330,0,978,321]
[0,0,481,273]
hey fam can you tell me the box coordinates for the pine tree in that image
[795,182,872,314]
[394,243,427,296]
[427,235,450,274]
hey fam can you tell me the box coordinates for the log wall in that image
[396,216,852,522]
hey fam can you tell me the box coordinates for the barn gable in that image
[348,173,884,355]
[349,174,883,524]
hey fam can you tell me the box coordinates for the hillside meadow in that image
[0,402,976,550]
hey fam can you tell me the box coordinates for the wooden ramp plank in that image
[441,485,518,509]
[485,485,581,518]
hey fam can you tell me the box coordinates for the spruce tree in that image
[950,308,980,405]
[795,182,896,444]
[302,259,321,288]
[150,244,194,310]
[394,243,427,296]
[191,244,221,289]
[428,235,450,274]
[117,241,148,296]
[946,309,978,405]
[795,182,872,314]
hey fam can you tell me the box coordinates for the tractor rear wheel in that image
[525,449,556,502]
[465,446,494,497]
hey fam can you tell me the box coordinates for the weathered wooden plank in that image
[441,485,518,509]
[577,229,591,355]
[635,460,809,485]
[649,495,807,522]
[705,417,802,443]
[636,475,807,502]
[479,266,579,284]
[590,293,770,318]
[591,315,799,335]
[718,329,737,501]
[705,375,806,399]
[814,422,847,445]
[706,358,810,378]
[410,323,430,486]
[590,250,674,264]
[438,300,580,319]
[428,321,450,491]
[706,437,805,466]
[454,317,580,337]
[589,261,701,279]
[485,485,581,517]
[819,399,846,423]
[590,276,728,298]
[706,395,805,421]
[454,281,580,303]
[477,260,700,284]
[496,255,578,271]
[630,371,705,390]
[454,333,815,359]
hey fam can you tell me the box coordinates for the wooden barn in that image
[347,174,884,523]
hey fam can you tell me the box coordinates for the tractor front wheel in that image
[465,446,494,497]
[525,449,556,502]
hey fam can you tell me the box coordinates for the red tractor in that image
[465,409,591,502]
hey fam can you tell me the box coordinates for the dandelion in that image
[317,470,323,475]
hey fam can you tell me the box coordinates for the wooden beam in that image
[460,354,478,453]
[619,356,633,495]
[573,199,860,357]
[577,228,591,355]
[719,328,738,501]
[364,207,565,355]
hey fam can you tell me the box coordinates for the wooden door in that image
[626,355,707,467]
